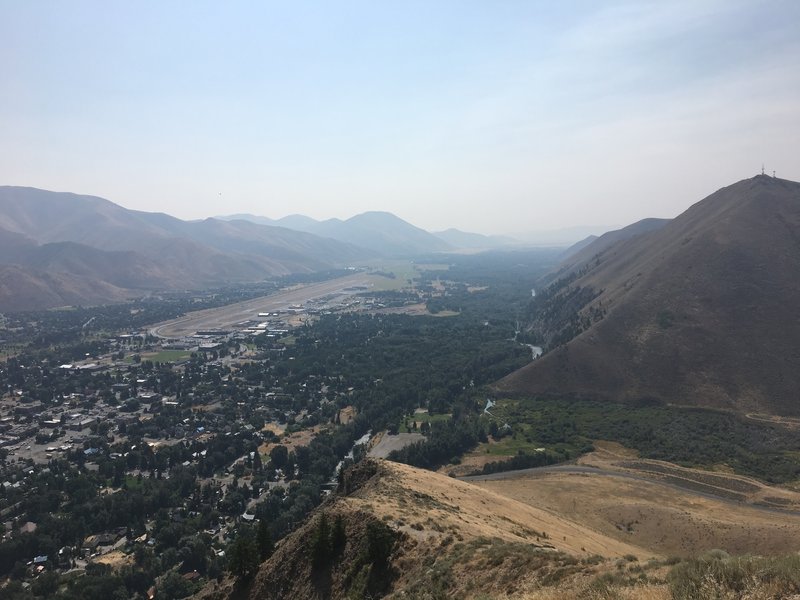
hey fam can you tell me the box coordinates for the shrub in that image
[668,552,800,599]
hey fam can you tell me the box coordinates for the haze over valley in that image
[2,2,800,600]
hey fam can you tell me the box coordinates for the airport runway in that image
[149,273,372,338]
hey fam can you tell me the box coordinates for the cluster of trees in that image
[478,450,561,475]
[227,520,274,579]
[389,417,488,469]
[282,311,530,426]
[1,251,572,596]
[499,398,800,484]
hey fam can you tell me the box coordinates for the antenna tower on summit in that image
[761,164,765,175]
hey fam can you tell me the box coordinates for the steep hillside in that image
[500,175,800,416]
[275,214,328,231]
[0,187,370,309]
[0,187,162,248]
[215,213,322,231]
[208,459,649,600]
[13,241,189,288]
[0,225,174,309]
[303,211,452,256]
[0,186,364,268]
[433,228,517,250]
[136,215,365,268]
[220,210,453,256]
[544,218,670,284]
[215,213,279,226]
[560,234,598,259]
[0,264,132,311]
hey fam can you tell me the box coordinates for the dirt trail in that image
[468,444,800,556]
[345,459,653,560]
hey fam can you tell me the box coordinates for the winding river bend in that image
[524,343,543,360]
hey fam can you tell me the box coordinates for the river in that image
[331,430,372,482]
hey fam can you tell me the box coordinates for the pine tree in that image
[257,519,274,560]
[228,534,259,579]
[330,515,346,557]
[311,513,330,567]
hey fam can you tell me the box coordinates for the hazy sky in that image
[2,1,798,235]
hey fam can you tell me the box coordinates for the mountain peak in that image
[500,176,800,416]
[0,187,367,311]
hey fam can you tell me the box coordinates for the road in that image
[368,432,425,459]
[149,273,373,338]
[459,464,800,517]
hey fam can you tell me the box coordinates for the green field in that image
[362,260,450,292]
[138,349,192,363]
[477,433,548,457]
[399,411,451,433]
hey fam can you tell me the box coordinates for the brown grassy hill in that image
[229,210,454,256]
[499,175,800,416]
[548,218,670,284]
[0,186,364,271]
[0,264,132,311]
[0,225,218,310]
[474,441,800,559]
[0,186,370,309]
[198,458,800,599]
[202,459,650,600]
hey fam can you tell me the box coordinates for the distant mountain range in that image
[217,211,450,256]
[499,175,800,416]
[0,187,369,310]
[216,212,517,254]
[0,187,514,311]
[431,228,517,250]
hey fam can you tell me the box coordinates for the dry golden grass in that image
[93,550,133,568]
[258,425,322,457]
[260,421,285,436]
[199,458,800,600]
[338,405,356,425]
[518,584,670,600]
[435,437,515,477]
[366,302,459,317]
[344,460,650,560]
[476,471,800,557]
[578,441,800,509]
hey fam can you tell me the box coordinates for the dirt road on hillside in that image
[461,464,800,516]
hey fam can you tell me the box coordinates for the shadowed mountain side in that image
[219,210,452,256]
[132,213,366,266]
[0,187,365,267]
[433,228,517,249]
[545,218,670,285]
[560,234,598,258]
[0,264,132,311]
[0,187,373,309]
[499,176,800,416]
[0,187,174,250]
[0,225,295,295]
[6,241,185,289]
[312,211,453,256]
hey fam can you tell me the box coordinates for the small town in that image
[4,3,800,598]
[0,268,512,598]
